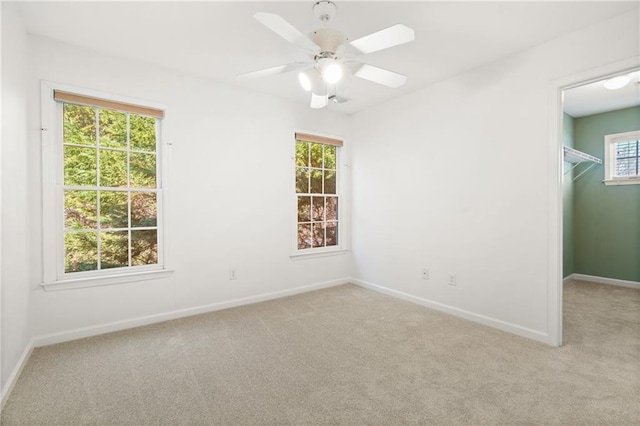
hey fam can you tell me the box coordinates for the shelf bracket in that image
[573,162,599,182]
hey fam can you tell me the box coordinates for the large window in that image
[42,83,170,288]
[604,130,640,185]
[294,133,342,253]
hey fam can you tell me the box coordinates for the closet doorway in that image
[559,66,640,346]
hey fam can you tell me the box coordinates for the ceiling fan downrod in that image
[313,1,337,23]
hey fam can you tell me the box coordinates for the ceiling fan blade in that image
[354,64,408,88]
[350,24,415,54]
[236,65,288,80]
[236,62,309,80]
[254,12,320,52]
[310,93,328,109]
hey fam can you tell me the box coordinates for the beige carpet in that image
[2,280,639,425]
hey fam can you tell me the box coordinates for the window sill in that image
[290,248,347,261]
[603,178,640,186]
[42,269,174,291]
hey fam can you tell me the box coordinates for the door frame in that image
[547,56,640,347]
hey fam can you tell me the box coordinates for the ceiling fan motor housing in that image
[310,27,347,55]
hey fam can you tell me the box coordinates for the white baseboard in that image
[33,278,351,347]
[566,273,640,289]
[351,278,551,345]
[1,339,35,411]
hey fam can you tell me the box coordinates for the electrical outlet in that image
[229,269,237,280]
[421,268,429,280]
[448,273,457,286]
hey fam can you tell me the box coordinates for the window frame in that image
[41,81,173,290]
[604,130,640,186]
[290,130,347,259]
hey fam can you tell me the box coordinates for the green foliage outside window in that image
[295,140,339,250]
[63,103,159,273]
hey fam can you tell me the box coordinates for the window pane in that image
[297,196,311,222]
[130,152,157,188]
[100,149,128,187]
[59,96,164,276]
[616,141,637,158]
[100,191,128,229]
[64,190,97,230]
[297,224,312,250]
[100,231,129,269]
[131,192,157,227]
[326,222,338,246]
[312,223,325,248]
[312,197,324,221]
[294,139,339,252]
[324,145,336,170]
[64,104,96,146]
[310,143,323,168]
[99,110,127,149]
[324,169,336,194]
[326,197,338,221]
[310,170,323,194]
[615,157,636,177]
[296,168,309,193]
[65,232,98,272]
[615,140,639,177]
[130,115,156,152]
[131,230,158,266]
[296,141,309,167]
[64,146,97,186]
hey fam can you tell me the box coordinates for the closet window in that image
[604,130,640,185]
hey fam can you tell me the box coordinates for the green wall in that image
[573,106,640,282]
[562,113,575,278]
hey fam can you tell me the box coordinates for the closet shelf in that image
[563,146,602,165]
[563,146,602,181]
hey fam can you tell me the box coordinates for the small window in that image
[604,130,640,185]
[41,83,172,289]
[294,133,342,255]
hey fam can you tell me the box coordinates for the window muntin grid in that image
[614,140,639,177]
[295,140,339,250]
[62,103,159,273]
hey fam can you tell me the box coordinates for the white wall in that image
[1,3,32,395]
[26,36,352,340]
[350,10,639,343]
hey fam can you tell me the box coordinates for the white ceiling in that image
[14,1,639,115]
[563,70,640,118]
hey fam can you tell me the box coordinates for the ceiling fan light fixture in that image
[298,72,312,91]
[245,3,415,109]
[603,75,630,90]
[322,61,343,84]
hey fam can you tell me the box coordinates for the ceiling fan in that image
[238,1,415,109]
